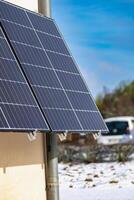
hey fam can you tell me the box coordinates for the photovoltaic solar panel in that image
[0,0,108,132]
[0,27,49,131]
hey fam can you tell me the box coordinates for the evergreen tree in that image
[96,81,134,118]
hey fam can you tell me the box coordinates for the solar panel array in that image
[0,0,108,132]
[0,28,49,131]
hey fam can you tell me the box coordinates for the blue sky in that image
[52,0,134,97]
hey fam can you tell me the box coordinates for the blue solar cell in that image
[43,109,82,131]
[0,38,14,59]
[1,81,36,105]
[76,111,107,131]
[67,92,97,110]
[22,65,62,88]
[0,59,25,82]
[12,42,52,67]
[0,29,3,37]
[33,87,72,109]
[57,72,88,92]
[38,32,70,55]
[0,1,32,27]
[27,11,61,37]
[1,104,48,129]
[0,107,9,128]
[2,21,42,47]
[47,51,79,73]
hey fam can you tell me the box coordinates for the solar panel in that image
[0,0,108,132]
[0,27,49,131]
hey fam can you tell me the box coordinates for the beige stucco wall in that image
[7,0,38,11]
[0,132,47,200]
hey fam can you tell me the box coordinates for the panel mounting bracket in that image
[93,131,102,140]
[27,129,38,141]
[58,130,68,141]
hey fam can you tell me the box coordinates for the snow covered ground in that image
[59,159,134,200]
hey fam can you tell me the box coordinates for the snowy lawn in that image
[59,159,134,200]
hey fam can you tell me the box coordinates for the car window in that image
[102,121,129,135]
[132,120,134,128]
